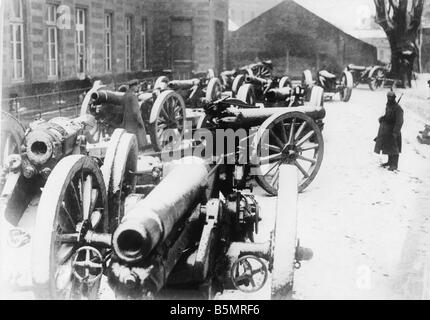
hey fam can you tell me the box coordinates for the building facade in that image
[2,0,228,100]
[228,0,282,30]
[227,0,377,77]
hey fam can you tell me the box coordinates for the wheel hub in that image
[282,145,300,161]
[72,246,104,284]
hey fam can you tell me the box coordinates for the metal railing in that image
[2,75,165,126]
[3,87,91,126]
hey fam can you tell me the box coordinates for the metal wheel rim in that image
[151,91,186,151]
[206,78,222,102]
[253,112,324,195]
[2,132,19,166]
[51,163,106,299]
[33,156,108,300]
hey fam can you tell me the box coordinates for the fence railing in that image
[2,75,164,126]
[3,87,91,126]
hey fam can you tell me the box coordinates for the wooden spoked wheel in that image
[149,90,186,152]
[205,78,223,102]
[231,75,245,97]
[339,71,353,102]
[153,76,169,91]
[368,67,386,91]
[0,111,25,168]
[270,164,299,299]
[252,111,324,196]
[101,129,138,233]
[207,69,216,79]
[79,81,106,117]
[309,86,324,107]
[251,64,271,78]
[302,70,313,88]
[237,84,256,105]
[32,155,108,299]
[279,76,292,88]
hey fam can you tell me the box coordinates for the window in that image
[76,8,86,75]
[125,16,132,71]
[10,0,24,80]
[171,19,193,79]
[141,19,147,69]
[171,19,193,62]
[105,13,113,72]
[46,4,58,77]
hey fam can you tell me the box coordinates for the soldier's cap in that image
[387,91,396,98]
[128,79,139,87]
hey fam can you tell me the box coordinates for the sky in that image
[294,0,386,38]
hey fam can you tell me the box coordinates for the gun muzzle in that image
[112,157,209,263]
[91,90,125,105]
[245,75,270,86]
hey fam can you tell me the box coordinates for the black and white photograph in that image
[0,0,429,304]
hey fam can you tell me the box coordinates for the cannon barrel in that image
[245,75,270,86]
[91,90,125,105]
[22,118,85,177]
[112,157,209,263]
[232,105,326,128]
[168,79,200,90]
[266,87,293,102]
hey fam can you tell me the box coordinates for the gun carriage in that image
[0,111,25,182]
[195,96,325,196]
[0,69,324,300]
[235,74,324,109]
[345,64,388,90]
[220,60,274,95]
[302,69,354,102]
[31,151,313,300]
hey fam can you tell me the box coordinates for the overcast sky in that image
[294,0,380,35]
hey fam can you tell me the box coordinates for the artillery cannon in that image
[106,158,311,299]
[233,73,323,109]
[302,69,353,102]
[220,60,273,95]
[196,95,325,196]
[80,81,186,153]
[30,148,312,300]
[0,113,146,298]
[166,75,223,109]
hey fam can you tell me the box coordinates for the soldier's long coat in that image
[121,90,148,149]
[374,103,404,155]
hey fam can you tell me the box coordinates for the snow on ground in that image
[291,85,430,300]
[2,82,429,300]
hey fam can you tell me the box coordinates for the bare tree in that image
[374,0,424,87]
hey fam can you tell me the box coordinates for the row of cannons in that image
[0,61,327,299]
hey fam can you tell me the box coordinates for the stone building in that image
[228,0,377,77]
[1,0,228,100]
[228,0,282,30]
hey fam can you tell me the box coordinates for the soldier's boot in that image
[380,161,390,168]
[388,155,399,171]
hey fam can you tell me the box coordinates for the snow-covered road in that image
[286,86,430,299]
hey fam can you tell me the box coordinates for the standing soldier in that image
[121,79,148,149]
[374,91,404,171]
